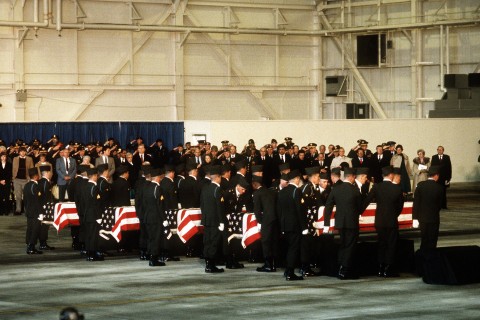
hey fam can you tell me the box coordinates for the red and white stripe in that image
[53,202,79,232]
[177,208,203,243]
[241,213,261,248]
[315,202,414,234]
[111,206,140,242]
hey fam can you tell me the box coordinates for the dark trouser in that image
[39,223,50,244]
[139,220,148,250]
[441,184,448,209]
[203,226,222,260]
[284,231,301,269]
[420,222,439,251]
[376,227,398,265]
[0,184,11,215]
[78,215,85,243]
[261,223,278,260]
[58,184,69,202]
[300,234,315,266]
[146,222,163,257]
[85,222,99,252]
[221,230,233,258]
[338,228,358,268]
[26,217,41,245]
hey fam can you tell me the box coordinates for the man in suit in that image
[24,168,43,254]
[55,147,76,202]
[82,168,104,261]
[351,149,370,169]
[272,144,291,180]
[38,166,55,251]
[150,139,169,168]
[413,166,444,250]
[252,175,278,272]
[370,145,391,184]
[430,146,452,209]
[323,167,363,279]
[95,147,115,183]
[201,165,226,273]
[12,147,34,214]
[363,165,404,277]
[143,168,167,267]
[277,169,306,281]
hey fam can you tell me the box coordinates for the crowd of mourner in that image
[0,135,451,280]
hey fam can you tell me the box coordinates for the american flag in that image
[314,202,414,234]
[227,211,244,243]
[241,213,261,248]
[177,208,202,243]
[53,202,80,231]
[110,206,140,242]
[163,209,178,239]
[42,202,56,223]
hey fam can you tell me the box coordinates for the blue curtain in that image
[0,122,184,150]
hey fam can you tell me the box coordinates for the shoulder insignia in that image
[38,192,42,196]
[221,197,224,202]
[301,198,305,204]
[97,194,101,199]
[161,195,164,200]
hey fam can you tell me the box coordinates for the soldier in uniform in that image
[220,165,231,191]
[111,165,130,207]
[354,167,370,200]
[178,163,201,209]
[323,167,363,279]
[68,165,89,251]
[252,175,278,272]
[83,168,104,261]
[134,165,151,260]
[143,168,167,267]
[363,165,404,277]
[97,164,112,211]
[159,164,180,262]
[201,165,226,273]
[277,169,306,281]
[38,166,55,251]
[24,168,43,254]
[299,166,321,277]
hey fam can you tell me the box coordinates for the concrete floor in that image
[1,183,480,320]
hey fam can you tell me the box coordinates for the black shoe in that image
[139,251,148,261]
[226,261,244,269]
[257,264,276,272]
[149,260,166,267]
[39,243,55,250]
[205,260,224,273]
[14,211,21,216]
[80,250,87,256]
[26,246,43,255]
[378,264,385,277]
[338,266,358,280]
[286,271,304,281]
[383,265,399,278]
[300,266,319,277]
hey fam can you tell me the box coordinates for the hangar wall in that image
[185,118,480,182]
[0,0,479,121]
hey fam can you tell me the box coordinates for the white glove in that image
[218,223,225,231]
[302,229,308,235]
[257,223,261,231]
[38,214,44,221]
[323,226,330,234]
[96,218,102,224]
[413,219,419,228]
[163,220,169,227]
[445,181,450,186]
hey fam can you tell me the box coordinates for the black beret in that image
[252,176,263,184]
[393,167,402,175]
[356,167,369,175]
[203,164,212,174]
[340,162,350,170]
[251,165,263,173]
[150,168,164,177]
[344,167,356,176]
[186,162,197,172]
[164,164,175,173]
[305,166,320,176]
[39,165,51,173]
[235,160,247,170]
[280,173,289,181]
[278,163,290,172]
[28,168,39,177]
[220,164,231,174]
[382,165,393,176]
[320,172,329,180]
[428,166,441,175]
[175,163,186,175]
[77,165,90,174]
[287,169,301,180]
[209,165,221,176]
[116,165,129,175]
[97,164,108,174]
[331,168,341,175]
[86,168,97,176]
[141,165,152,176]
[236,177,249,189]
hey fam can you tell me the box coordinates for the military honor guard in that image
[24,168,43,254]
[82,168,104,261]
[38,166,55,250]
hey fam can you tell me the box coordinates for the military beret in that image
[344,167,356,176]
[331,167,341,176]
[141,165,152,176]
[287,169,301,180]
[220,164,231,174]
[381,165,393,176]
[150,168,165,177]
[356,167,369,175]
[428,166,441,175]
[339,161,350,170]
[393,167,402,175]
[164,164,175,173]
[186,162,197,172]
[251,165,263,173]
[97,164,108,174]
[39,165,51,173]
[235,160,247,170]
[116,165,129,175]
[280,173,289,181]
[175,163,186,175]
[203,164,212,175]
[28,168,39,177]
[305,166,320,176]
[209,165,222,176]
[320,172,329,180]
[252,176,263,184]
[236,177,249,189]
[86,168,98,176]
[278,163,290,172]
[77,165,90,174]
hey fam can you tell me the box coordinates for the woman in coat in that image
[412,149,430,194]
[0,152,13,215]
[390,145,412,194]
